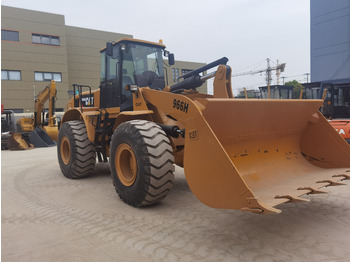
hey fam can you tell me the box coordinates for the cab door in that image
[100,47,122,109]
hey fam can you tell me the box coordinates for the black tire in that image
[110,120,175,207]
[57,120,96,179]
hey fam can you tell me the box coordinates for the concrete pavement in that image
[2,147,350,261]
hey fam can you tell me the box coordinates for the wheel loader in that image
[57,38,350,214]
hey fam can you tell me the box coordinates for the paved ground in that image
[2,147,350,262]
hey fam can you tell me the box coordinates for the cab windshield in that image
[122,42,165,90]
[100,41,166,110]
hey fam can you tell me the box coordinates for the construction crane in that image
[232,58,286,98]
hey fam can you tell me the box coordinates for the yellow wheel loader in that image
[57,38,350,214]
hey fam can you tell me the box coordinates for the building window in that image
[175,68,179,82]
[35,72,62,82]
[172,68,176,82]
[1,70,21,80]
[32,33,60,46]
[182,69,192,75]
[1,30,19,42]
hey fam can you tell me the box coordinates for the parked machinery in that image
[305,79,350,144]
[13,80,58,149]
[57,39,350,214]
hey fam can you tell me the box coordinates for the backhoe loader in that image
[57,38,350,214]
[13,80,58,149]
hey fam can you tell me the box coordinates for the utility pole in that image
[304,73,310,83]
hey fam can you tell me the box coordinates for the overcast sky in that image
[2,0,310,94]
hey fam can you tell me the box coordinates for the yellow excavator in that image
[9,80,58,149]
[57,38,350,214]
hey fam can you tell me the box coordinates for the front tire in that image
[57,120,96,179]
[110,120,175,207]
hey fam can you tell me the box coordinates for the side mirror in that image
[106,42,113,56]
[168,53,175,66]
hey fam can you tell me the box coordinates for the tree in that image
[285,80,304,99]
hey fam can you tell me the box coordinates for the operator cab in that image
[304,79,350,119]
[322,83,350,119]
[100,38,174,111]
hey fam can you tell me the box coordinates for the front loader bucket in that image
[7,133,34,150]
[29,127,56,148]
[141,89,350,214]
[182,98,350,214]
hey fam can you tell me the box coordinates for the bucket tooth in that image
[317,179,347,186]
[298,187,328,195]
[332,174,350,181]
[240,207,265,214]
[275,195,310,203]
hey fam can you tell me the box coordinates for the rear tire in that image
[110,120,175,207]
[57,120,96,179]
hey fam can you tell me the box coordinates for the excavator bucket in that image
[43,125,58,141]
[143,89,350,214]
[29,127,56,147]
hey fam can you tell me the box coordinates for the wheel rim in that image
[115,143,137,186]
[60,137,71,165]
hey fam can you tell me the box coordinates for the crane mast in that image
[232,58,286,98]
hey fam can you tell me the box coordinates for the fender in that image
[113,110,154,130]
[62,108,154,143]
[61,108,99,142]
[61,108,86,124]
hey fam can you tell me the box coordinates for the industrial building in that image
[1,6,207,112]
[305,1,350,99]
[306,0,350,143]
[310,0,350,82]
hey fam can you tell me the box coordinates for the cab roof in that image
[100,38,166,52]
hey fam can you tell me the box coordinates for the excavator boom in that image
[10,80,58,149]
[34,80,57,128]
